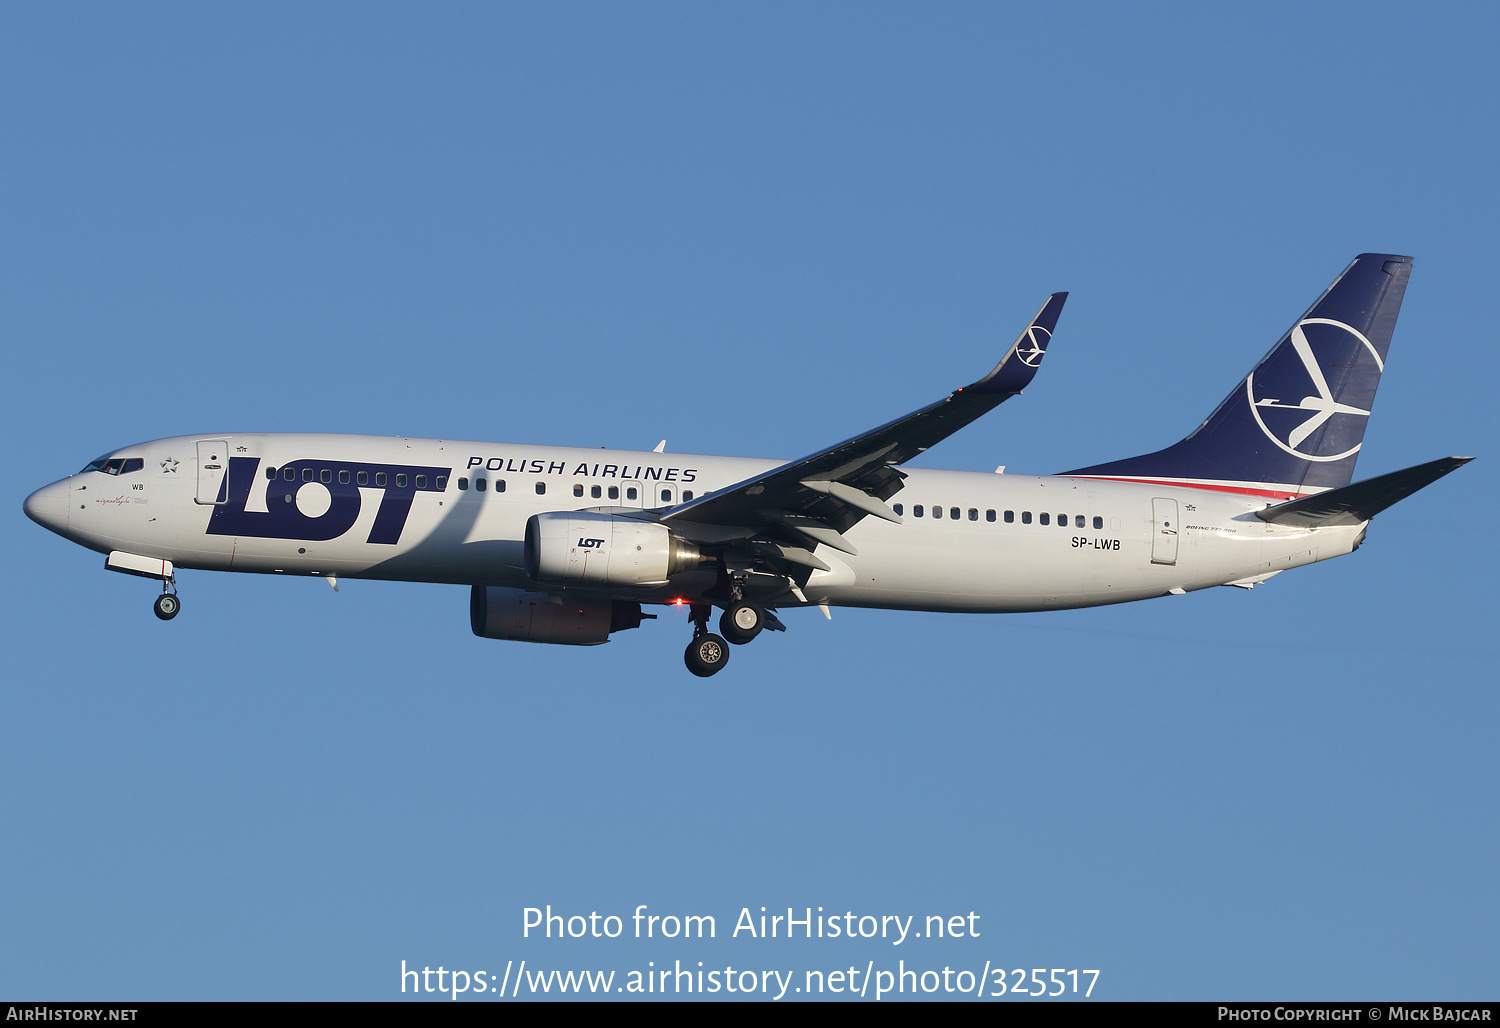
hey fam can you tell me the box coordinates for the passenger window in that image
[591,485,602,499]
[284,468,295,481]
[358,471,369,486]
[1004,510,1014,523]
[495,480,506,492]
[893,503,903,516]
[608,486,619,500]
[968,508,978,521]
[933,506,942,519]
[437,476,446,490]
[574,484,584,497]
[1075,514,1085,528]
[1022,511,1032,524]
[682,491,693,501]
[476,478,486,492]
[320,469,332,484]
[914,505,924,517]
[949,507,959,520]
[458,478,469,490]
[304,468,314,483]
[536,482,546,495]
[1093,516,1103,529]
[265,467,277,480]
[986,509,996,522]
[375,472,387,487]
[1039,513,1049,525]
[625,486,636,500]
[396,474,407,488]
[416,475,426,489]
[1057,514,1066,527]
[339,470,350,485]
[661,489,672,502]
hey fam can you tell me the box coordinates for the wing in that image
[661,293,1067,566]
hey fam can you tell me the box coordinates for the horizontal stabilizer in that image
[1255,456,1472,527]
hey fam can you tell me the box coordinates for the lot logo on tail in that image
[1246,318,1383,462]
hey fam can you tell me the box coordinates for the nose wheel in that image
[153,579,180,621]
[153,592,180,621]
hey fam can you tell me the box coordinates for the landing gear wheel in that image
[153,593,180,621]
[685,633,730,677]
[720,602,764,645]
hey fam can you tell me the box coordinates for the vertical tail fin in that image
[1066,253,1412,498]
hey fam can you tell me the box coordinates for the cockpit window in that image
[81,457,144,476]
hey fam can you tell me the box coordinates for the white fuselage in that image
[33,432,1363,614]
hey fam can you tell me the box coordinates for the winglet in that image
[969,292,1068,395]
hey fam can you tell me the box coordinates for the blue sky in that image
[2,3,1495,1001]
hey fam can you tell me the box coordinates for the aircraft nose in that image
[23,479,70,534]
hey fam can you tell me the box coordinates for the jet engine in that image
[524,511,703,587]
[469,586,652,646]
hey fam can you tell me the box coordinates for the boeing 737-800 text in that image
[24,253,1469,676]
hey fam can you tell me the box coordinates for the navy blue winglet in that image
[970,292,1068,394]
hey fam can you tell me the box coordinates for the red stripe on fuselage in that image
[1066,476,1307,501]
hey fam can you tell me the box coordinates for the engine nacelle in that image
[524,511,702,587]
[469,586,650,646]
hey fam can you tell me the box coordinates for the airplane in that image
[23,253,1471,677]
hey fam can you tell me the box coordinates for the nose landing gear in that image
[153,579,180,621]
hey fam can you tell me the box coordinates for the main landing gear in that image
[720,601,765,645]
[153,579,180,621]
[683,603,729,677]
[683,575,785,675]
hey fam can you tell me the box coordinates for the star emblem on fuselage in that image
[160,458,179,473]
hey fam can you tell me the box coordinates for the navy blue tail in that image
[1066,253,1412,497]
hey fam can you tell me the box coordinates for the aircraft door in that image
[195,440,230,505]
[621,480,647,509]
[1150,497,1179,565]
